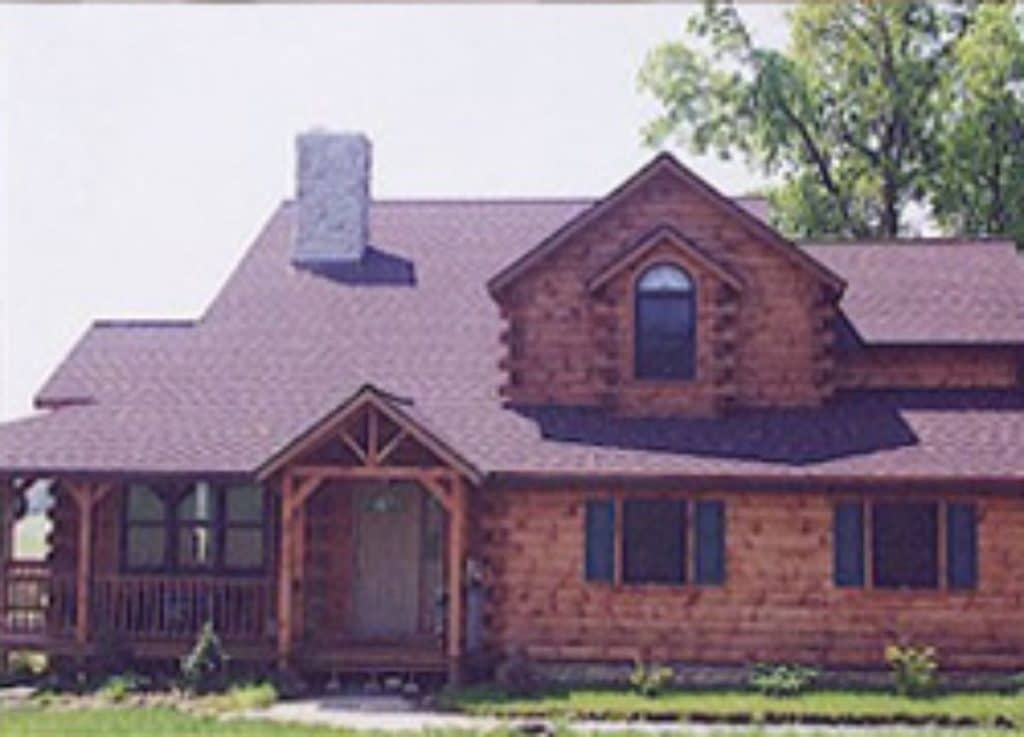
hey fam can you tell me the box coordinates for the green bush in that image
[885,644,938,697]
[203,681,279,712]
[97,673,149,703]
[748,663,820,697]
[180,622,228,694]
[628,661,675,697]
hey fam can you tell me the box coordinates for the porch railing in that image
[91,575,273,642]
[1,561,75,639]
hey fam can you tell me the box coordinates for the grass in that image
[442,684,1024,727]
[0,708,356,736]
[201,682,280,713]
[12,514,50,560]
[0,708,1019,737]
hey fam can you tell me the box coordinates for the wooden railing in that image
[1,561,76,639]
[91,575,273,642]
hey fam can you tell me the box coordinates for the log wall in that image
[497,166,834,415]
[478,487,1024,670]
[837,345,1021,390]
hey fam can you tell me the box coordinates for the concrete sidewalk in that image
[241,695,963,734]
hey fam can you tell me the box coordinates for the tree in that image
[929,3,1024,246]
[639,1,1022,243]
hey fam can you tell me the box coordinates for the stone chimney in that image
[294,130,371,264]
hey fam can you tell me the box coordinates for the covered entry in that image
[263,388,478,680]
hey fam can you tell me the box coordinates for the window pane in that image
[127,485,165,522]
[636,295,695,380]
[179,482,216,522]
[178,525,216,568]
[585,500,615,582]
[695,500,725,585]
[834,502,865,587]
[873,502,938,588]
[126,526,166,568]
[224,528,264,569]
[947,503,978,590]
[638,264,693,292]
[623,500,685,584]
[226,485,263,523]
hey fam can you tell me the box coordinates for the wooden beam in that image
[287,476,324,518]
[277,474,295,668]
[289,465,451,482]
[338,428,368,465]
[446,474,468,684]
[68,482,98,647]
[377,428,409,465]
[367,407,380,466]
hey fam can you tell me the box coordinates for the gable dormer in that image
[489,154,844,417]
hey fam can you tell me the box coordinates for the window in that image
[224,484,265,570]
[122,481,265,573]
[584,497,725,586]
[833,500,978,590]
[873,502,938,588]
[177,482,218,569]
[634,264,696,380]
[124,484,168,569]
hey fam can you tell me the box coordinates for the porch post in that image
[68,482,107,649]
[446,473,468,684]
[0,480,11,670]
[277,473,295,668]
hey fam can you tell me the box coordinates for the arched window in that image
[634,263,696,380]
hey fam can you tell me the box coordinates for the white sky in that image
[0,5,789,421]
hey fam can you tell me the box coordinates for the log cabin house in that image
[1,131,1023,683]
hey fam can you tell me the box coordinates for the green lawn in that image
[0,708,350,736]
[442,685,1024,727]
[0,708,1019,737]
[13,514,51,560]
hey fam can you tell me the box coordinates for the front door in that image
[350,482,423,639]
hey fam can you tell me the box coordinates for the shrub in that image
[180,622,228,694]
[1008,672,1024,693]
[885,644,938,697]
[748,663,819,697]
[204,681,278,712]
[97,672,149,703]
[628,661,675,698]
[495,648,539,696]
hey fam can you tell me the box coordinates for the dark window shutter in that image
[947,503,978,590]
[834,502,865,587]
[584,500,615,582]
[695,500,725,585]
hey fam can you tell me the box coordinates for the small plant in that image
[1008,671,1024,693]
[495,647,539,696]
[180,621,228,694]
[885,643,938,697]
[628,660,675,697]
[748,663,819,697]
[97,672,149,703]
[204,681,278,712]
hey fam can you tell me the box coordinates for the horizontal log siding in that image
[479,488,1024,670]
[838,345,1022,390]
[498,167,833,414]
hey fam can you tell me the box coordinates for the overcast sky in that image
[0,5,789,420]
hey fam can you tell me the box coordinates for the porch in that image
[0,393,478,680]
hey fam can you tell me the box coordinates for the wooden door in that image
[350,483,423,639]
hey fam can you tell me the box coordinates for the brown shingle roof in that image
[4,199,1024,480]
